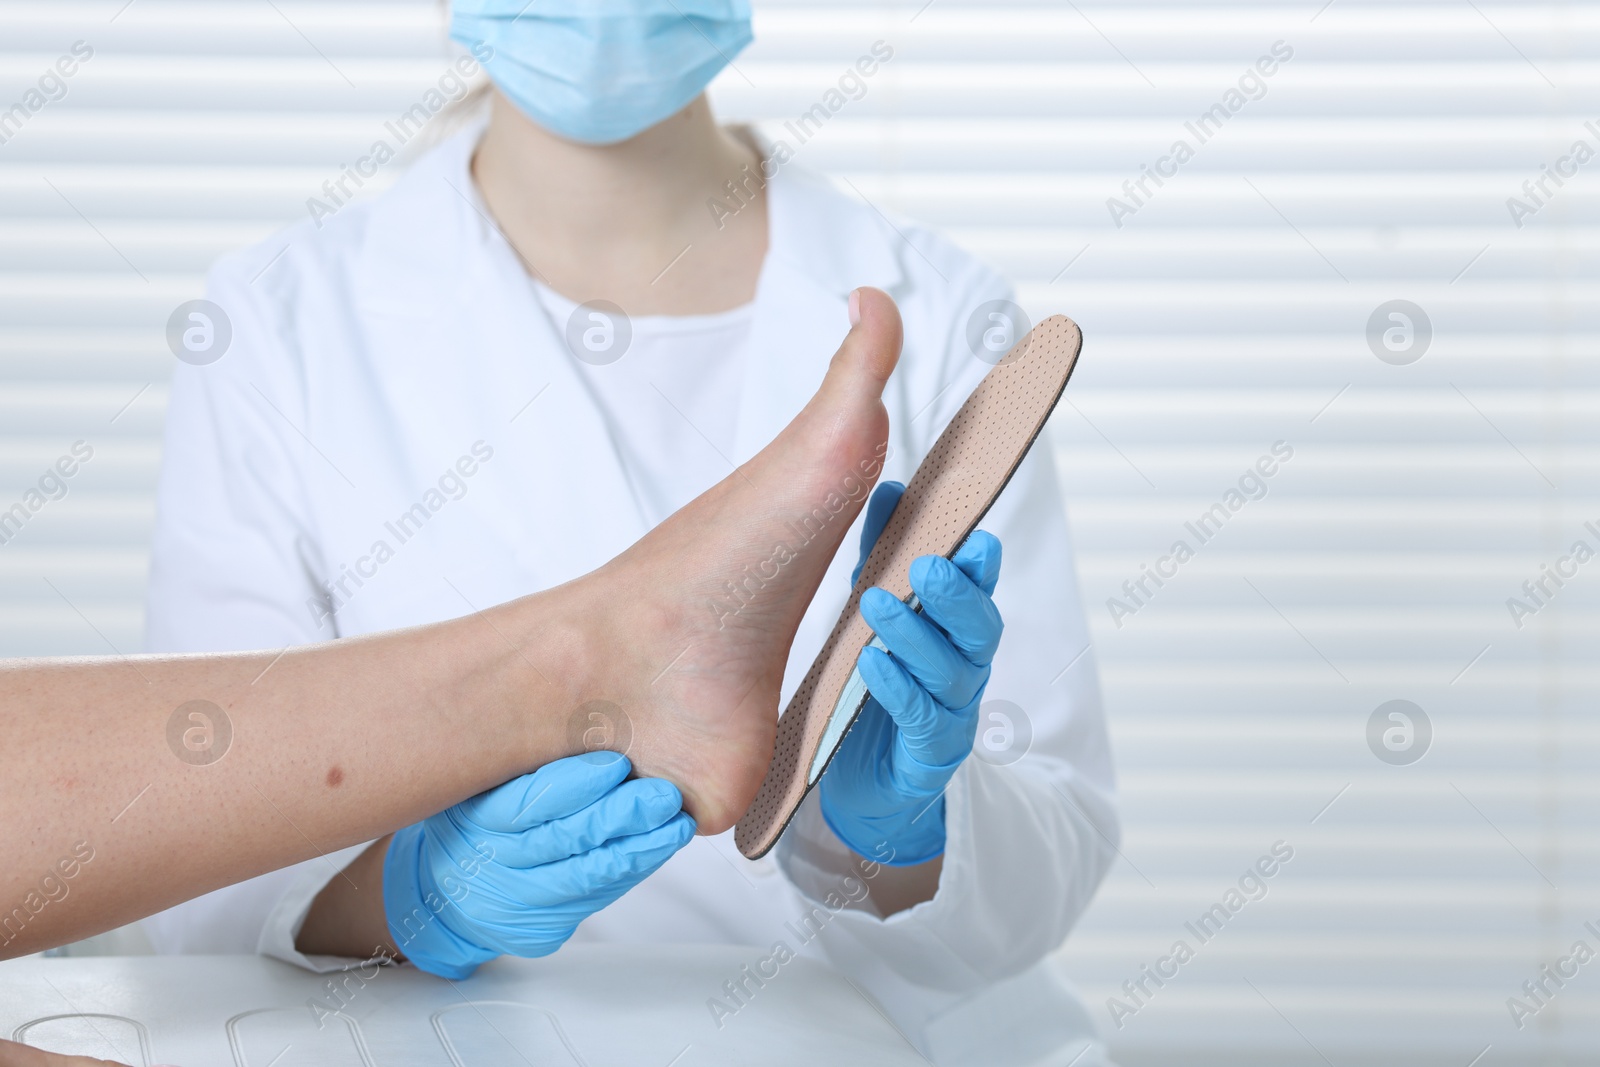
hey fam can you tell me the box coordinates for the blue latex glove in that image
[819,481,1005,866]
[384,752,694,979]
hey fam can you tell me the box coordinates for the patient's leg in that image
[0,289,901,955]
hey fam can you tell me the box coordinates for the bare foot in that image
[552,288,902,834]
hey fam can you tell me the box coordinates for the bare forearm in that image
[0,590,586,958]
[296,837,399,961]
[863,856,943,915]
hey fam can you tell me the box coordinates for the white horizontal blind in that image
[2,2,1596,1064]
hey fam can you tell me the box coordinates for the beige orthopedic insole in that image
[735,314,1084,859]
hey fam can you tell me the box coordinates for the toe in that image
[828,287,902,393]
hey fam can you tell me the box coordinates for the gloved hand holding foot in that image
[820,481,1006,867]
[384,752,694,979]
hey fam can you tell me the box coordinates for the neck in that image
[470,91,768,313]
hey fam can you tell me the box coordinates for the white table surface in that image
[0,945,929,1066]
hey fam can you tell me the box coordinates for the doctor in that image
[144,1,1118,1063]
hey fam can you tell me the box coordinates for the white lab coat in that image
[142,121,1119,1066]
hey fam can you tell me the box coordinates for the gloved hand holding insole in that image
[819,481,1005,866]
[384,752,695,979]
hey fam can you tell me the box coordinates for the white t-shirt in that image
[529,280,754,526]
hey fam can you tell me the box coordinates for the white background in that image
[1,2,1597,1064]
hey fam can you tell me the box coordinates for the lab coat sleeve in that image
[140,248,360,961]
[775,260,1118,1024]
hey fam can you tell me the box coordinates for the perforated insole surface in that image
[735,314,1083,859]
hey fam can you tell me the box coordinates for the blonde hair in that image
[420,0,494,152]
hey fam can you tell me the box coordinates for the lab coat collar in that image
[349,117,498,318]
[351,118,906,318]
[347,117,908,473]
[750,130,904,297]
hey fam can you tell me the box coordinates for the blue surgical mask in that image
[450,0,753,146]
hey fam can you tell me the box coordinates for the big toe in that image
[825,287,902,401]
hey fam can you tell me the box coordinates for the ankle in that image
[490,585,604,771]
